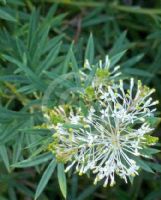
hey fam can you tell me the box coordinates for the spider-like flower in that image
[81,55,121,87]
[47,78,159,187]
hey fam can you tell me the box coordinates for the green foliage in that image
[57,163,67,199]
[0,0,161,200]
[35,159,57,200]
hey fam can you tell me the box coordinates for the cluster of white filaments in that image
[50,76,158,187]
[81,55,121,85]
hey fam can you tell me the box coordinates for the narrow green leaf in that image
[57,163,67,199]
[0,120,27,144]
[13,181,34,197]
[32,25,50,66]
[122,53,144,68]
[0,8,16,22]
[0,0,6,4]
[134,157,153,173]
[146,117,161,127]
[35,159,57,200]
[85,33,94,64]
[111,4,161,15]
[82,7,103,21]
[47,0,104,7]
[27,9,39,52]
[82,15,113,27]
[47,13,67,27]
[12,133,24,164]
[148,162,161,172]
[0,145,10,172]
[140,147,160,157]
[147,30,161,39]
[39,42,62,76]
[62,43,73,74]
[110,31,127,56]
[12,153,53,168]
[0,106,30,122]
[8,186,17,200]
[2,54,46,91]
[110,50,126,68]
[123,68,153,77]
[46,4,58,19]
[43,34,64,54]
[70,49,81,87]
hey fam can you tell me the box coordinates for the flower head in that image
[81,55,121,88]
[46,75,159,186]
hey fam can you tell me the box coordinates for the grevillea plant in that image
[44,55,159,187]
[1,2,161,200]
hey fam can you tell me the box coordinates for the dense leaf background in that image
[0,0,161,200]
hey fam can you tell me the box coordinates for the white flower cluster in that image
[81,55,121,86]
[46,57,159,187]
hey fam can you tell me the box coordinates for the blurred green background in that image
[0,0,161,200]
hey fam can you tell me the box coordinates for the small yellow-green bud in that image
[144,135,159,145]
